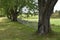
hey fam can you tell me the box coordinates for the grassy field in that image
[0,17,60,40]
[21,17,60,32]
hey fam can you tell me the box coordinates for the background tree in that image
[0,0,37,21]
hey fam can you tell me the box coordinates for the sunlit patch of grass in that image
[50,18,60,25]
[18,15,38,19]
[0,17,8,22]
[50,18,60,32]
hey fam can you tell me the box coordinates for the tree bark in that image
[8,6,19,21]
[37,0,58,34]
[12,12,18,21]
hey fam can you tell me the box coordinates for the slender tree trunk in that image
[37,0,58,34]
[12,11,18,21]
[12,13,17,21]
[11,6,19,21]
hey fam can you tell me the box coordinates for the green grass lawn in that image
[0,17,60,40]
[21,17,60,32]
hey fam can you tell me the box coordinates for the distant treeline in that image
[51,10,60,18]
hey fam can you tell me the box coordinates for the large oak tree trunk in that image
[38,0,58,34]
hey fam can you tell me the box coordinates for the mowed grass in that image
[0,17,35,40]
[51,18,60,32]
[21,17,60,32]
[0,17,60,40]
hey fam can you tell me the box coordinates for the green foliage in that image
[0,8,6,17]
[0,0,38,20]
[0,0,37,13]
